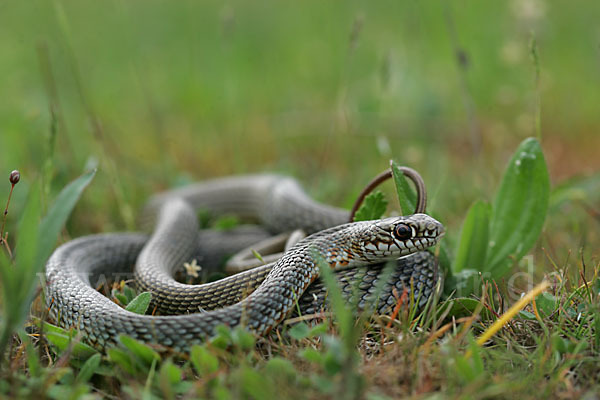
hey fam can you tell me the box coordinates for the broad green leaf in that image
[231,326,255,350]
[159,360,182,385]
[45,331,98,360]
[391,160,417,215]
[323,350,342,375]
[123,284,137,303]
[264,357,296,379]
[308,323,328,337]
[444,270,483,299]
[37,169,96,268]
[353,191,388,222]
[107,347,136,375]
[213,215,240,230]
[288,323,310,340]
[518,310,536,320]
[551,333,583,356]
[486,138,549,279]
[125,292,152,314]
[239,366,273,399]
[190,345,219,375]
[211,324,234,349]
[46,382,91,400]
[453,200,491,273]
[118,335,160,366]
[300,348,323,363]
[436,297,492,320]
[41,320,72,335]
[76,353,102,383]
[535,292,558,317]
[314,375,335,393]
[113,292,129,306]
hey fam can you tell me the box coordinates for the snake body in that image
[45,175,444,351]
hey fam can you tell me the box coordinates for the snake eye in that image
[393,223,412,240]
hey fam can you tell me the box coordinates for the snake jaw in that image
[369,213,445,258]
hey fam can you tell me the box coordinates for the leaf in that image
[239,366,273,399]
[391,160,417,215]
[454,339,484,383]
[300,348,323,363]
[107,347,136,375]
[251,249,264,263]
[118,335,160,367]
[353,191,388,222]
[288,323,310,340]
[535,292,558,317]
[518,310,536,320]
[444,270,483,299]
[323,350,342,375]
[308,323,328,337]
[45,331,98,360]
[436,297,492,320]
[264,357,296,380]
[190,345,219,375]
[76,353,102,383]
[231,326,255,350]
[40,320,72,335]
[112,291,129,306]
[159,360,182,385]
[213,215,240,231]
[25,339,41,378]
[485,138,549,279]
[453,200,491,273]
[37,169,96,268]
[1,170,96,358]
[123,284,138,304]
[125,292,152,315]
[1,184,42,331]
[211,324,233,349]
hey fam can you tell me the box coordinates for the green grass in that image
[1,0,600,398]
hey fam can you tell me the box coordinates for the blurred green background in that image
[0,0,598,243]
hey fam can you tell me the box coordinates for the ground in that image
[0,1,599,398]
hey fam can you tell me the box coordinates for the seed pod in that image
[9,170,20,185]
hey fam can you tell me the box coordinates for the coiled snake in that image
[45,175,444,351]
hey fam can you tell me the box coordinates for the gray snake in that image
[45,175,444,351]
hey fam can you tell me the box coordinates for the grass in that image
[1,0,600,398]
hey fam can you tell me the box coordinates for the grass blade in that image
[37,168,96,268]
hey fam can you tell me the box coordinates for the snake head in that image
[357,213,445,261]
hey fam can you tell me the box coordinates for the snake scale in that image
[45,175,444,351]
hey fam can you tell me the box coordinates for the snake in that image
[45,174,444,351]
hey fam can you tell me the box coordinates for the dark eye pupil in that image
[394,224,412,239]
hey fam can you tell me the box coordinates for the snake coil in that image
[45,174,444,351]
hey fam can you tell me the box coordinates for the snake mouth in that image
[394,235,442,254]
